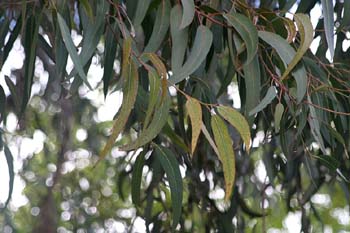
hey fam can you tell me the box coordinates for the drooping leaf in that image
[153,144,183,230]
[321,0,334,60]
[338,0,350,32]
[0,85,5,122]
[141,53,168,101]
[144,0,171,53]
[211,115,236,201]
[69,1,108,78]
[308,96,327,154]
[224,12,258,64]
[258,31,307,103]
[98,60,139,162]
[186,97,202,155]
[217,106,251,152]
[280,14,313,80]
[132,150,146,206]
[274,103,284,133]
[169,25,213,84]
[121,93,171,151]
[180,0,195,29]
[80,0,94,20]
[314,154,340,172]
[2,146,14,210]
[57,13,92,89]
[0,15,21,70]
[133,0,152,26]
[201,123,219,156]
[21,13,41,114]
[283,18,297,43]
[243,55,261,124]
[5,76,19,112]
[143,68,161,129]
[170,5,188,72]
[103,22,118,97]
[249,86,277,116]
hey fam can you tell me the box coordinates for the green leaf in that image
[201,123,219,156]
[57,13,92,89]
[249,86,277,116]
[211,115,235,201]
[103,22,118,97]
[144,0,171,53]
[121,93,171,151]
[314,154,340,171]
[308,96,326,154]
[132,151,146,206]
[280,14,313,80]
[68,1,107,78]
[0,15,21,70]
[321,0,334,60]
[143,68,161,129]
[217,106,251,152]
[22,13,41,114]
[169,25,213,84]
[243,55,261,124]
[180,0,195,29]
[170,5,188,72]
[186,97,202,155]
[98,60,139,162]
[224,13,258,64]
[258,31,307,103]
[338,0,350,32]
[0,85,5,122]
[80,0,94,20]
[2,146,14,210]
[154,144,183,230]
[133,0,152,26]
[274,103,284,133]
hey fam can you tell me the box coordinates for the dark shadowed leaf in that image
[132,150,146,206]
[133,0,152,26]
[2,146,14,210]
[103,22,118,97]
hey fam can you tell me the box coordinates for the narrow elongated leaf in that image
[186,97,202,155]
[321,0,334,60]
[217,106,251,152]
[201,123,219,156]
[281,14,313,80]
[211,115,235,201]
[0,15,21,70]
[338,0,350,32]
[180,0,195,29]
[121,94,171,151]
[57,13,92,89]
[258,31,307,103]
[243,55,261,123]
[5,76,19,112]
[80,0,94,20]
[132,151,146,206]
[169,25,213,84]
[99,60,139,161]
[69,1,108,78]
[170,5,188,72]
[224,13,258,64]
[3,146,14,209]
[154,144,183,230]
[22,14,41,114]
[144,0,171,53]
[133,0,152,26]
[103,22,118,97]
[308,96,327,154]
[249,86,277,116]
[274,103,284,133]
[141,53,168,101]
[0,85,5,122]
[144,68,161,129]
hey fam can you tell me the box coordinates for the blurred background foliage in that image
[0,0,350,232]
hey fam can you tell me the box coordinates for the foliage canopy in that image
[0,0,350,232]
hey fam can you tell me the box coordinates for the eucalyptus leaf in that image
[321,0,334,60]
[180,0,195,29]
[186,97,202,155]
[249,86,277,116]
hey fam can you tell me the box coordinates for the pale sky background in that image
[0,2,349,232]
